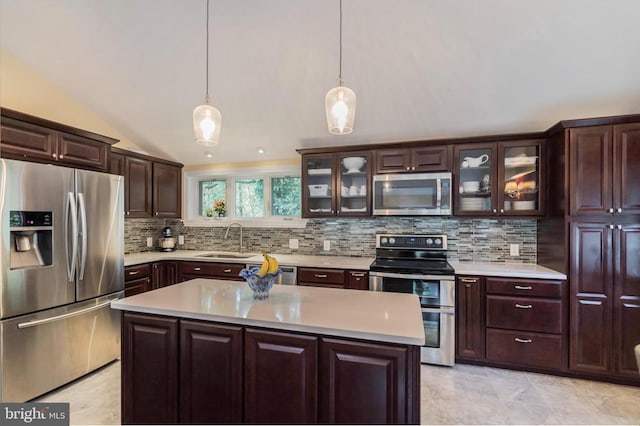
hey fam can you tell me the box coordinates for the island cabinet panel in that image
[319,338,419,424]
[244,329,318,424]
[122,313,179,425]
[179,321,243,424]
[455,276,485,361]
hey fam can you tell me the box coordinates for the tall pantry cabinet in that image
[538,116,640,384]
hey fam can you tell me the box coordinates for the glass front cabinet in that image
[453,139,544,216]
[302,152,371,218]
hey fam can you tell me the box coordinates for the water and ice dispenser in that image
[9,211,53,269]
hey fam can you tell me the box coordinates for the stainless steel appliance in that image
[369,234,455,366]
[0,159,124,402]
[245,264,297,285]
[372,172,452,216]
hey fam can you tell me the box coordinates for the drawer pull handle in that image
[514,338,532,343]
[223,269,232,273]
[315,274,328,278]
[515,304,533,309]
[514,285,532,290]
[128,271,140,276]
[461,278,478,283]
[351,273,366,277]
[193,267,201,271]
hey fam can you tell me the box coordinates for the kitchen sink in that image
[196,252,257,259]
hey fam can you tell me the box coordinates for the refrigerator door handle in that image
[17,299,119,329]
[78,192,88,280]
[65,191,78,282]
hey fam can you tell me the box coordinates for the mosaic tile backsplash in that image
[125,217,537,263]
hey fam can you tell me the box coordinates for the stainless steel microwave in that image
[372,172,452,215]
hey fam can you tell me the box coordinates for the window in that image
[272,177,301,216]
[199,179,226,215]
[235,178,264,217]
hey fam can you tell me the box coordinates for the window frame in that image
[183,164,308,228]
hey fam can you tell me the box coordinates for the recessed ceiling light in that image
[257,147,265,154]
[204,151,214,158]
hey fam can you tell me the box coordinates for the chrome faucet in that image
[224,222,244,252]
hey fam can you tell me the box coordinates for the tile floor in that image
[36,360,640,425]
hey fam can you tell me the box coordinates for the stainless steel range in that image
[369,234,455,366]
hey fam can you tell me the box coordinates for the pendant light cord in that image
[338,0,343,85]
[205,0,210,103]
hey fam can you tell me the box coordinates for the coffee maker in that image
[159,226,176,252]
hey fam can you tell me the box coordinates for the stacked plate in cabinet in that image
[513,200,536,210]
[460,198,486,210]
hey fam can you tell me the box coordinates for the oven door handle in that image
[421,307,455,315]
[370,271,454,281]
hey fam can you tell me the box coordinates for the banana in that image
[256,255,269,277]
[266,254,279,275]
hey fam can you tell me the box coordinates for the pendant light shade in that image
[326,0,355,135]
[193,0,221,146]
[325,83,356,135]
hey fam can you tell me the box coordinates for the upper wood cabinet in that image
[301,151,371,218]
[569,123,640,216]
[453,139,544,217]
[1,108,116,172]
[111,148,183,218]
[374,145,451,173]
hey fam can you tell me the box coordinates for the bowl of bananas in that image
[239,253,281,300]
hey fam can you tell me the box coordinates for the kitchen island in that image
[111,279,424,424]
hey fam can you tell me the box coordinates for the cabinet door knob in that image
[500,208,504,213]
[617,208,622,213]
[514,338,532,343]
[609,224,614,229]
[52,153,57,159]
[617,224,622,230]
[609,208,615,213]
[411,166,416,170]
[406,167,410,171]
[493,209,497,214]
[59,154,64,159]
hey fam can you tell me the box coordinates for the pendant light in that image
[325,0,356,135]
[193,0,222,146]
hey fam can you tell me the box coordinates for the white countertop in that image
[124,251,566,279]
[449,261,567,280]
[111,279,426,346]
[124,250,374,270]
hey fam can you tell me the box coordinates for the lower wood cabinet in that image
[124,264,151,297]
[298,267,346,288]
[152,261,178,289]
[244,329,318,424]
[122,313,179,425]
[456,276,485,360]
[180,320,243,424]
[121,312,420,424]
[178,261,244,282]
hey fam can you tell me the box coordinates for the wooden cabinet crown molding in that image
[111,147,183,168]
[1,107,119,145]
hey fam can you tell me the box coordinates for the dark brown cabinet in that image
[569,123,640,216]
[320,337,419,424]
[346,270,369,290]
[153,162,182,218]
[112,148,183,219]
[178,261,244,282]
[152,262,178,289]
[180,320,243,424]
[570,221,640,378]
[1,109,115,172]
[120,311,420,424]
[124,264,151,297]
[454,139,544,217]
[374,145,451,173]
[301,151,372,217]
[244,329,318,424]
[456,276,485,361]
[122,313,179,425]
[298,267,346,288]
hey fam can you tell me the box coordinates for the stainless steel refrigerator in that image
[0,158,124,402]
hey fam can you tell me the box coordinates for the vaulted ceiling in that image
[1,0,639,166]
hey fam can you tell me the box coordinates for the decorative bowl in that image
[239,267,282,300]
[342,156,365,172]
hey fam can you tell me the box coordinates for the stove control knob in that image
[435,238,442,246]
[389,237,396,244]
[426,238,433,245]
[381,237,388,244]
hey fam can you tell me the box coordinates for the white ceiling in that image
[1,0,639,166]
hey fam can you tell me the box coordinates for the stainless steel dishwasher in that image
[245,264,297,285]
